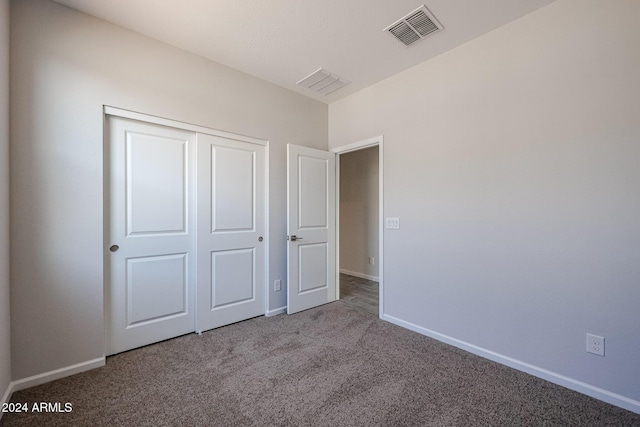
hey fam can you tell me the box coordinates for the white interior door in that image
[107,117,196,355]
[196,134,266,332]
[287,144,336,314]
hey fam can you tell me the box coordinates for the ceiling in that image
[52,0,556,104]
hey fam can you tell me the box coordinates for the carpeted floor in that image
[2,302,639,426]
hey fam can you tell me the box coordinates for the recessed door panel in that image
[298,156,328,229]
[211,249,254,308]
[298,243,328,294]
[126,132,187,235]
[127,254,187,325]
[212,146,254,232]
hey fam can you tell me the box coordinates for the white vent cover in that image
[296,68,350,96]
[385,5,443,47]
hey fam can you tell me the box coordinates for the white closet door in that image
[107,117,196,355]
[286,144,336,314]
[196,134,266,332]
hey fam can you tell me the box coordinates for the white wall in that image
[340,147,378,280]
[0,0,11,406]
[330,0,640,410]
[10,0,327,380]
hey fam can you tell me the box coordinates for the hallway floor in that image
[339,273,379,316]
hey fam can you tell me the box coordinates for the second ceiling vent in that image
[296,68,350,96]
[385,5,443,47]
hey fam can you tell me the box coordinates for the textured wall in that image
[10,0,327,380]
[330,0,640,408]
[340,147,379,279]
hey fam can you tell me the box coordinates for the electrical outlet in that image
[368,257,375,265]
[274,279,282,292]
[385,217,400,229]
[586,333,605,356]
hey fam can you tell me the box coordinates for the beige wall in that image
[10,0,327,380]
[339,147,379,280]
[330,0,640,409]
[0,0,11,406]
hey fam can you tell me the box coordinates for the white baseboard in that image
[10,357,106,394]
[266,306,286,317]
[382,313,640,415]
[339,269,379,282]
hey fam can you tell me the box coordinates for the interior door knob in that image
[258,236,263,242]
[109,245,119,252]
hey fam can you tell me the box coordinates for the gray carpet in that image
[2,302,639,426]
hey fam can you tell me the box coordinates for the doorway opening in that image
[334,136,383,318]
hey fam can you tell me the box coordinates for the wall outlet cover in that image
[586,333,605,356]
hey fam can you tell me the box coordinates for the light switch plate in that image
[385,217,400,229]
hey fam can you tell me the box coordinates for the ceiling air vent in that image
[385,5,443,47]
[296,68,350,96]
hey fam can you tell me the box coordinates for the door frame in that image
[103,106,270,350]
[332,135,384,318]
